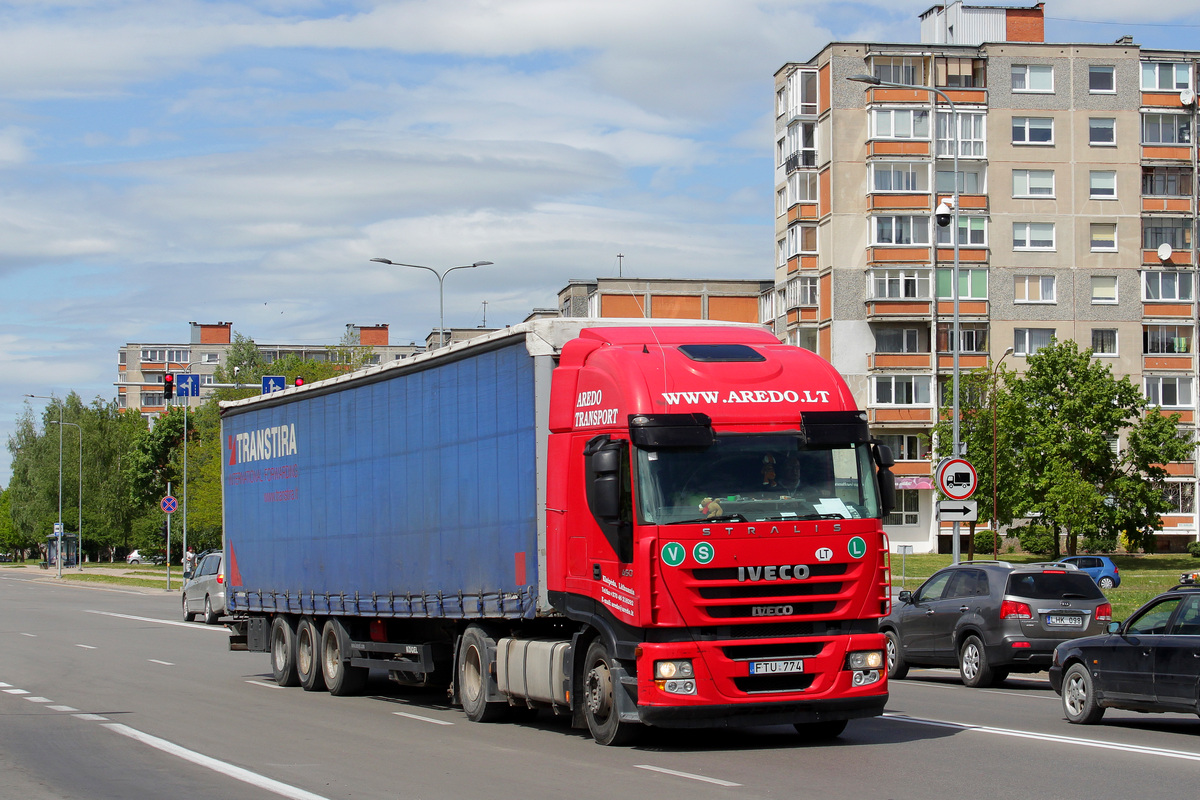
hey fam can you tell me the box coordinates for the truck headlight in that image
[654,659,694,680]
[845,650,884,670]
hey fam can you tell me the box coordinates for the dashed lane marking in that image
[148,659,174,666]
[392,711,454,726]
[48,705,78,712]
[634,765,741,787]
[73,714,109,721]
[85,610,227,631]
[75,644,97,650]
[246,680,283,689]
[24,697,52,703]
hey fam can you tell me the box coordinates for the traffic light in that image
[163,373,175,400]
[157,521,168,540]
[294,376,305,387]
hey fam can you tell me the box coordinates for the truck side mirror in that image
[871,441,896,519]
[584,435,633,562]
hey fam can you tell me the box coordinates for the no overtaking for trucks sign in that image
[935,457,977,501]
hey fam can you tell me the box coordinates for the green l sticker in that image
[848,536,867,559]
[662,542,686,567]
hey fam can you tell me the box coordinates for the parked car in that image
[1058,555,1121,589]
[1050,585,1200,723]
[181,551,225,624]
[126,550,165,566]
[883,560,1113,688]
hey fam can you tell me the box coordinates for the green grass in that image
[62,572,178,589]
[888,552,1200,620]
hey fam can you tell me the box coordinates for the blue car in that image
[1059,556,1120,590]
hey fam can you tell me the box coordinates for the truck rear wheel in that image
[296,617,326,692]
[322,619,368,696]
[582,639,640,746]
[457,626,507,722]
[270,616,300,687]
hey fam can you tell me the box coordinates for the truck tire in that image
[582,639,640,746]
[457,626,506,722]
[322,618,368,696]
[296,617,326,692]
[270,616,300,687]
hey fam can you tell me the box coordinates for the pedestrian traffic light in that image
[163,373,175,400]
[294,376,305,387]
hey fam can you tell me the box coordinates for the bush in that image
[1017,525,1056,556]
[973,529,1002,556]
[1080,536,1118,554]
[1187,541,1200,558]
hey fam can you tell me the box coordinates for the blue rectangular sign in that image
[176,373,201,397]
[262,375,286,394]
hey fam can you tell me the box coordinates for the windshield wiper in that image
[669,513,747,524]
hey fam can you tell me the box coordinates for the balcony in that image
[869,407,935,424]
[785,151,816,172]
[866,299,933,320]
[868,352,933,370]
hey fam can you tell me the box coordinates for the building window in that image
[776,188,787,217]
[200,374,214,385]
[1014,328,1055,356]
[1143,113,1192,145]
[785,69,818,117]
[884,489,921,526]
[787,121,817,167]
[1091,275,1117,304]
[936,216,987,246]
[1143,270,1194,301]
[788,171,818,203]
[118,351,127,365]
[786,276,818,308]
[787,223,817,256]
[1013,222,1055,250]
[873,108,930,140]
[875,327,921,353]
[1089,171,1117,199]
[1142,218,1193,251]
[1145,376,1194,408]
[1013,169,1054,198]
[871,161,929,193]
[1142,62,1191,91]
[1015,275,1056,303]
[873,215,930,245]
[777,138,786,165]
[796,327,818,352]
[1012,64,1054,93]
[873,56,922,85]
[140,349,166,363]
[1089,65,1115,93]
[1091,329,1117,356]
[1012,116,1053,145]
[872,268,932,299]
[777,87,787,117]
[877,434,928,461]
[140,391,165,407]
[936,268,988,299]
[1089,118,1115,145]
[1163,482,1196,514]
[777,238,786,267]
[935,57,986,88]
[166,349,189,364]
[1142,166,1193,197]
[1144,325,1193,354]
[936,112,985,157]
[1090,223,1117,252]
[874,375,932,406]
[937,322,989,353]
[936,166,985,194]
[202,352,219,364]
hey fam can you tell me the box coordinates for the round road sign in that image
[935,458,978,500]
[161,495,178,514]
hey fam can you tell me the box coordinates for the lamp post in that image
[25,394,64,578]
[848,72,964,562]
[52,421,82,569]
[990,347,1015,559]
[369,258,494,348]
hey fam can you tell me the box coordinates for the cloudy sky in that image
[4,0,1200,485]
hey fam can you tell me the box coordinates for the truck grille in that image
[681,562,853,624]
[733,673,816,694]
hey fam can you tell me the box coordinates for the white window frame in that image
[1012,116,1054,145]
[873,374,933,406]
[1090,275,1118,304]
[872,56,923,86]
[786,68,819,117]
[1089,117,1116,146]
[1141,62,1191,92]
[870,161,930,193]
[936,268,988,300]
[1143,270,1194,302]
[777,188,787,217]
[788,171,819,204]
[884,489,921,526]
[787,223,817,256]
[936,215,987,247]
[1013,169,1054,198]
[140,348,166,363]
[1142,113,1192,146]
[936,112,986,157]
[1091,328,1118,357]
[871,268,932,300]
[1014,328,1056,356]
[1013,222,1055,251]
[1012,64,1054,93]
[873,215,931,246]
[875,327,921,353]
[1143,324,1193,355]
[1014,275,1057,304]
[1089,170,1117,199]
[876,434,926,461]
[1090,222,1118,252]
[872,108,931,140]
[777,238,787,268]
[1145,376,1194,409]
[1088,65,1115,94]
[936,166,985,195]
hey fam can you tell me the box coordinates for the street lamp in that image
[991,347,1015,559]
[25,394,64,578]
[369,258,494,348]
[848,72,965,562]
[51,421,82,569]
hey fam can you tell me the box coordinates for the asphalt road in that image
[2,570,1198,800]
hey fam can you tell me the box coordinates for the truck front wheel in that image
[322,619,368,696]
[457,626,506,722]
[270,616,300,687]
[296,617,326,692]
[582,639,640,746]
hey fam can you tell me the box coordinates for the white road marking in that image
[73,714,109,721]
[392,711,454,726]
[75,644,97,650]
[102,723,334,800]
[85,610,226,631]
[25,697,52,703]
[0,682,10,687]
[634,765,742,787]
[48,705,78,712]
[246,680,283,689]
[20,632,36,637]
[148,659,175,666]
[884,713,1200,762]
[4,688,29,695]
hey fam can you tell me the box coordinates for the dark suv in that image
[882,561,1113,687]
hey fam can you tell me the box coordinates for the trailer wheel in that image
[582,639,640,746]
[322,619,368,696]
[296,617,326,692]
[270,616,300,687]
[457,626,506,722]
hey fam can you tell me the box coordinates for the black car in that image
[883,561,1112,687]
[1050,585,1200,724]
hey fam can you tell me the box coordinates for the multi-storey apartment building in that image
[117,322,422,419]
[772,1,1199,552]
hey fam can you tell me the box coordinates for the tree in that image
[1004,340,1192,555]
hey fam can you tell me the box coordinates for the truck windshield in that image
[633,434,882,524]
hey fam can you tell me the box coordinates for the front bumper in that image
[638,695,887,729]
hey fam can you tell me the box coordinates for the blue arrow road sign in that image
[262,376,286,394]
[175,373,201,397]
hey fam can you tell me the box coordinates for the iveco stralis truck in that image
[221,319,896,745]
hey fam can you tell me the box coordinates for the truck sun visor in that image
[628,413,715,448]
[800,410,871,445]
[676,344,765,362]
